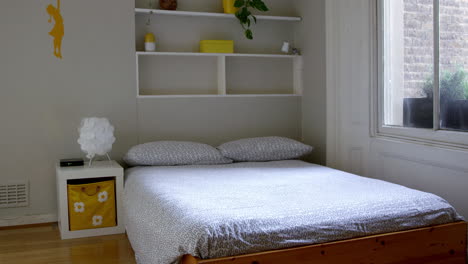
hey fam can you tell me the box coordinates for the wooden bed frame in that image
[181,221,467,264]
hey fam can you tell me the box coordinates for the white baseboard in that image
[0,213,57,227]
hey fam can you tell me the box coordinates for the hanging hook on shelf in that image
[146,15,152,26]
[146,0,154,26]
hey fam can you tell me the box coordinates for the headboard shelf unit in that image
[134,2,302,98]
[136,52,302,98]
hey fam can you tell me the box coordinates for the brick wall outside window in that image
[404,0,468,98]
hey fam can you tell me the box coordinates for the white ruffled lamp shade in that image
[77,117,116,165]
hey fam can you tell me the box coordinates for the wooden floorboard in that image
[0,223,136,264]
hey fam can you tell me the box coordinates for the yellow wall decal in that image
[47,0,64,59]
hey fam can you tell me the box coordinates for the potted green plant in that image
[422,68,467,102]
[404,68,468,129]
[233,0,269,40]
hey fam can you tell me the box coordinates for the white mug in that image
[281,42,290,53]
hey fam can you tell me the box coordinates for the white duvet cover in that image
[123,161,463,264]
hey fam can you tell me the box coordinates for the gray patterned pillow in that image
[218,137,313,162]
[124,141,232,166]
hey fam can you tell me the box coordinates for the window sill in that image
[376,126,468,151]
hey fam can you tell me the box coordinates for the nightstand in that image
[56,160,125,239]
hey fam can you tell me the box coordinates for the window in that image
[378,0,468,147]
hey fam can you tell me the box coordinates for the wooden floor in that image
[0,223,136,264]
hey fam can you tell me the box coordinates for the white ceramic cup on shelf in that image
[281,42,290,54]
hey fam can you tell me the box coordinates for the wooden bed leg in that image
[181,254,199,264]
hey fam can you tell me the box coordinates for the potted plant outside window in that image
[403,68,468,129]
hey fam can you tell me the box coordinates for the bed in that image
[123,160,466,264]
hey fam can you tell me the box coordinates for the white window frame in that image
[376,0,468,149]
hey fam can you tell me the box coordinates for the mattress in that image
[123,160,463,264]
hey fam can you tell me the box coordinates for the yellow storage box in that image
[67,178,116,231]
[223,0,238,14]
[200,40,234,53]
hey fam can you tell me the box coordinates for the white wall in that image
[0,0,137,223]
[0,0,311,224]
[138,97,301,145]
[295,0,327,165]
[326,0,468,218]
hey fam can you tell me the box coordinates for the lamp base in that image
[88,153,112,167]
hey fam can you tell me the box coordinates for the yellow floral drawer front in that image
[67,179,116,231]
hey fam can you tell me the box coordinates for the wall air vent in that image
[0,181,29,208]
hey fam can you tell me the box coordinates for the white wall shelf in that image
[136,53,303,98]
[135,8,302,22]
[134,4,303,98]
[137,51,299,58]
[137,94,302,99]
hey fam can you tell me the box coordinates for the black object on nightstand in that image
[60,158,84,167]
